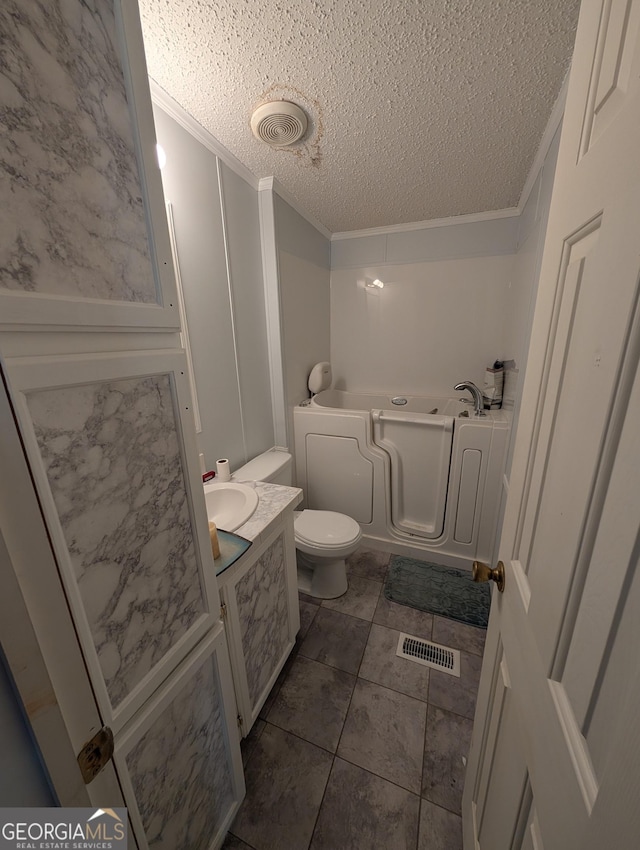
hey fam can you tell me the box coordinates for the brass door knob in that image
[472,560,505,593]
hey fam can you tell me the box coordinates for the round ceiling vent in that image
[251,101,308,147]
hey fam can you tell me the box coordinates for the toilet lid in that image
[295,510,361,548]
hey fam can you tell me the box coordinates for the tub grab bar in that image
[372,409,453,430]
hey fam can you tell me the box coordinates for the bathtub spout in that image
[454,382,486,417]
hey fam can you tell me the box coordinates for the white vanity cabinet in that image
[216,485,301,736]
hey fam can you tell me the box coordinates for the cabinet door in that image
[4,350,245,847]
[117,624,245,849]
[222,521,299,732]
[0,0,243,841]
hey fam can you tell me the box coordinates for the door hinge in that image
[237,713,243,730]
[220,602,227,620]
[77,726,114,785]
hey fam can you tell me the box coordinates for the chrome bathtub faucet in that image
[454,382,486,417]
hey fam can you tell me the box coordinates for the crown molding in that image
[150,76,567,247]
[517,70,569,213]
[331,74,567,243]
[149,78,259,190]
[331,207,520,241]
[259,177,333,241]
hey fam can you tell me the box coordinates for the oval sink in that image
[203,481,259,532]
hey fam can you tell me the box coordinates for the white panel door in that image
[464,2,640,848]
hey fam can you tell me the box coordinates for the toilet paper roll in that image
[216,458,231,482]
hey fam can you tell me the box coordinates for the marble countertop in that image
[233,481,302,545]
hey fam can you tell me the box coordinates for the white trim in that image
[258,184,288,448]
[517,71,570,214]
[151,75,567,249]
[150,78,259,191]
[217,160,248,462]
[330,207,520,241]
[260,176,333,241]
[166,202,202,434]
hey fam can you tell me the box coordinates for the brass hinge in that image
[220,602,227,620]
[77,726,114,784]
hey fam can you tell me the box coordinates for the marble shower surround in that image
[28,374,205,708]
[236,535,289,707]
[128,658,234,849]
[0,0,156,302]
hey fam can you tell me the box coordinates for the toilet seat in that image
[294,510,361,549]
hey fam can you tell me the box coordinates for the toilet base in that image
[296,552,348,599]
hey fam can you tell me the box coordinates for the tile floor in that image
[223,548,485,850]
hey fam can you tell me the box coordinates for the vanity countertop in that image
[233,481,302,545]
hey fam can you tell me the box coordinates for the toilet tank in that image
[234,448,293,486]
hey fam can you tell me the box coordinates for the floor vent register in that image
[396,633,461,677]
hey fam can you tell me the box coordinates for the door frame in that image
[0,367,121,805]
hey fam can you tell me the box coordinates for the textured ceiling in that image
[139,0,580,234]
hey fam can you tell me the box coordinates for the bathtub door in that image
[463,3,640,849]
[372,410,453,539]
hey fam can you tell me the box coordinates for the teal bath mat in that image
[384,556,491,628]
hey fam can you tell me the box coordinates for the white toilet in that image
[233,448,361,599]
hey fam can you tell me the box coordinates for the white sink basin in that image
[203,481,258,532]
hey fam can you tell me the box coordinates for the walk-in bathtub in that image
[293,389,510,568]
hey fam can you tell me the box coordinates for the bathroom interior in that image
[0,1,588,849]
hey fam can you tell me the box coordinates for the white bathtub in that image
[293,389,510,568]
[310,389,464,416]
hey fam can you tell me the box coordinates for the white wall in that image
[153,105,274,472]
[330,218,519,396]
[274,195,331,450]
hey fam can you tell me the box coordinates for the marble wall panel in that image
[0,0,156,302]
[236,535,290,708]
[127,657,234,849]
[27,374,205,708]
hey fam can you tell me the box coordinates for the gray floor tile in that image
[241,718,266,767]
[267,655,356,752]
[432,616,486,657]
[373,594,434,640]
[338,678,426,793]
[299,599,319,639]
[299,591,321,606]
[347,547,391,582]
[418,800,463,850]
[310,758,420,850]
[359,623,430,701]
[428,651,483,720]
[422,704,472,814]
[223,835,255,850]
[322,574,382,621]
[231,723,332,850]
[300,607,371,674]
